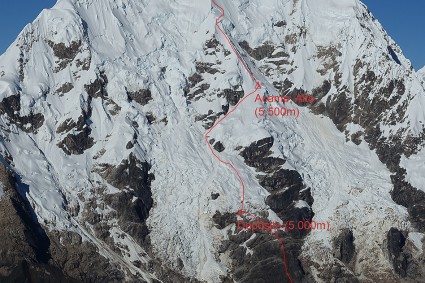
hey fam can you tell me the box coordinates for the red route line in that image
[205,1,294,282]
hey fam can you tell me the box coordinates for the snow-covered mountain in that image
[0,0,424,282]
[419,66,425,81]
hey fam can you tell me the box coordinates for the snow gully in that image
[206,1,294,282]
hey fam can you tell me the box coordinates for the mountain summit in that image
[0,0,424,282]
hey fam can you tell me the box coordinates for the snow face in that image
[419,67,425,82]
[400,147,425,192]
[304,0,358,43]
[0,0,424,281]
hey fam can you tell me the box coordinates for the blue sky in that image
[0,0,56,52]
[0,0,424,69]
[362,0,425,70]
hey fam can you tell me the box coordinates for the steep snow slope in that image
[207,1,425,282]
[419,66,425,82]
[0,0,424,282]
